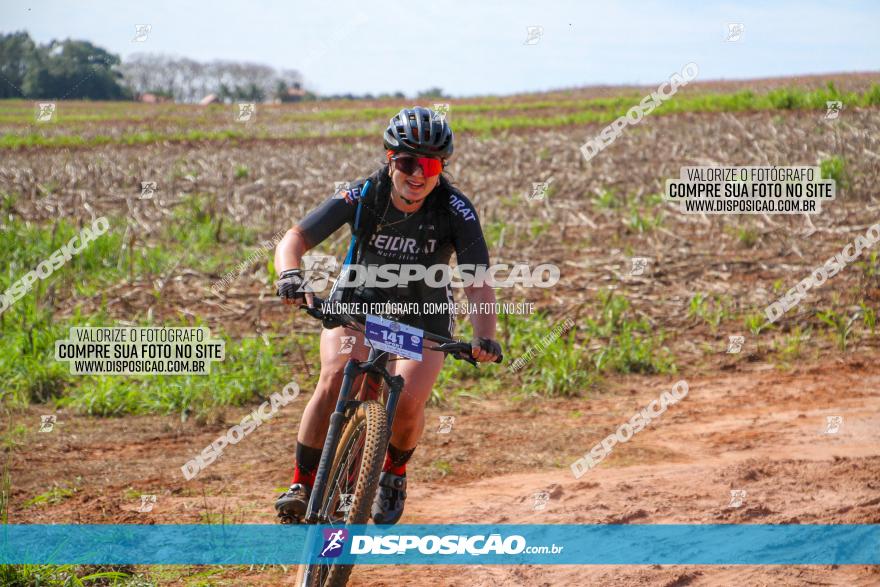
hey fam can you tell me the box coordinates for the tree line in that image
[120,53,304,102]
[0,32,128,99]
[0,32,444,102]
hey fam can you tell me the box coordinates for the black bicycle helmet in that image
[383,106,453,159]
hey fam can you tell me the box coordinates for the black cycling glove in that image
[276,268,307,300]
[471,337,502,357]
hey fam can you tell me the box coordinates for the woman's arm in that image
[274,186,359,305]
[463,283,500,362]
[278,186,359,273]
[447,190,501,362]
[274,227,313,306]
[464,283,497,339]
[274,226,311,274]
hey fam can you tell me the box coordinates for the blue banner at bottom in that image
[1,524,878,565]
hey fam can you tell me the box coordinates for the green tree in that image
[0,31,37,98]
[0,32,129,100]
[21,38,129,100]
[416,87,446,99]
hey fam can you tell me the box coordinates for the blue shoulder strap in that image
[342,179,370,266]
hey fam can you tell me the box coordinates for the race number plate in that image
[364,315,423,361]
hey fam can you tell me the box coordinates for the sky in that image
[2,0,878,97]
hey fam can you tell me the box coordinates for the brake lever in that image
[302,305,322,319]
[456,351,479,367]
[434,342,483,367]
[457,351,504,366]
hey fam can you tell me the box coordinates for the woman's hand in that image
[274,228,314,307]
[470,336,502,363]
[463,282,500,362]
[276,269,314,308]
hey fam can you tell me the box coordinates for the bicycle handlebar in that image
[299,295,503,366]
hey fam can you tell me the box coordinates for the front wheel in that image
[297,400,388,587]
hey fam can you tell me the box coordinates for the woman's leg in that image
[295,328,444,473]
[386,340,446,451]
[297,325,370,449]
[276,325,370,519]
[370,341,446,524]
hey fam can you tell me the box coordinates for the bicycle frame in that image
[303,345,402,524]
[298,295,501,524]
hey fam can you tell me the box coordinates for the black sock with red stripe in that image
[383,444,415,476]
[292,442,322,488]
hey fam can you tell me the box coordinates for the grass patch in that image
[0,129,249,150]
[585,290,675,375]
[733,226,759,248]
[0,465,135,585]
[773,325,810,365]
[0,298,304,416]
[5,83,880,149]
[820,156,849,190]
[628,203,664,233]
[857,251,880,281]
[688,293,728,332]
[860,302,876,336]
[0,296,311,417]
[593,188,622,210]
[0,562,133,586]
[23,479,80,508]
[0,216,158,300]
[431,460,452,478]
[432,308,592,403]
[744,311,772,336]
[481,220,509,249]
[432,290,673,403]
[56,333,297,417]
[1,423,28,451]
[160,194,261,274]
[0,302,76,406]
[528,220,551,238]
[816,309,855,351]
[0,216,312,416]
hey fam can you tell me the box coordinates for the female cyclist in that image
[273,106,502,525]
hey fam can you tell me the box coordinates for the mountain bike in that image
[286,295,501,587]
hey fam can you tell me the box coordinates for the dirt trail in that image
[7,355,880,585]
[351,358,880,586]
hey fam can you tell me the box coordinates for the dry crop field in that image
[2,73,880,585]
